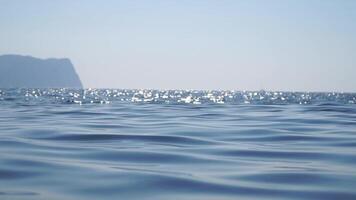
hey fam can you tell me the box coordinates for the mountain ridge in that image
[0,54,83,88]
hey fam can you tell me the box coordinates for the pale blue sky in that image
[0,0,355,91]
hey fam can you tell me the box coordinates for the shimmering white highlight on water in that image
[0,88,355,105]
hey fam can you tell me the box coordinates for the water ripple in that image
[0,89,356,199]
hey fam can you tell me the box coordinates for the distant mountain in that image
[0,55,83,88]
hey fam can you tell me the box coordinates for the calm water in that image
[1,89,356,200]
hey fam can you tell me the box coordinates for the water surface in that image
[1,89,356,200]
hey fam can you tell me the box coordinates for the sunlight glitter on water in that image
[0,88,355,105]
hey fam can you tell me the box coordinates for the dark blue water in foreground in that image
[1,89,356,200]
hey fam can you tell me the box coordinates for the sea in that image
[0,88,356,200]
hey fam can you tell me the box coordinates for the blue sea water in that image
[0,88,356,200]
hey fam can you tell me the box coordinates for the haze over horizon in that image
[0,0,355,92]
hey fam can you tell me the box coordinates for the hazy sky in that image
[0,0,355,91]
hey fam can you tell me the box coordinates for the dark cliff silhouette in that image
[0,55,83,88]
